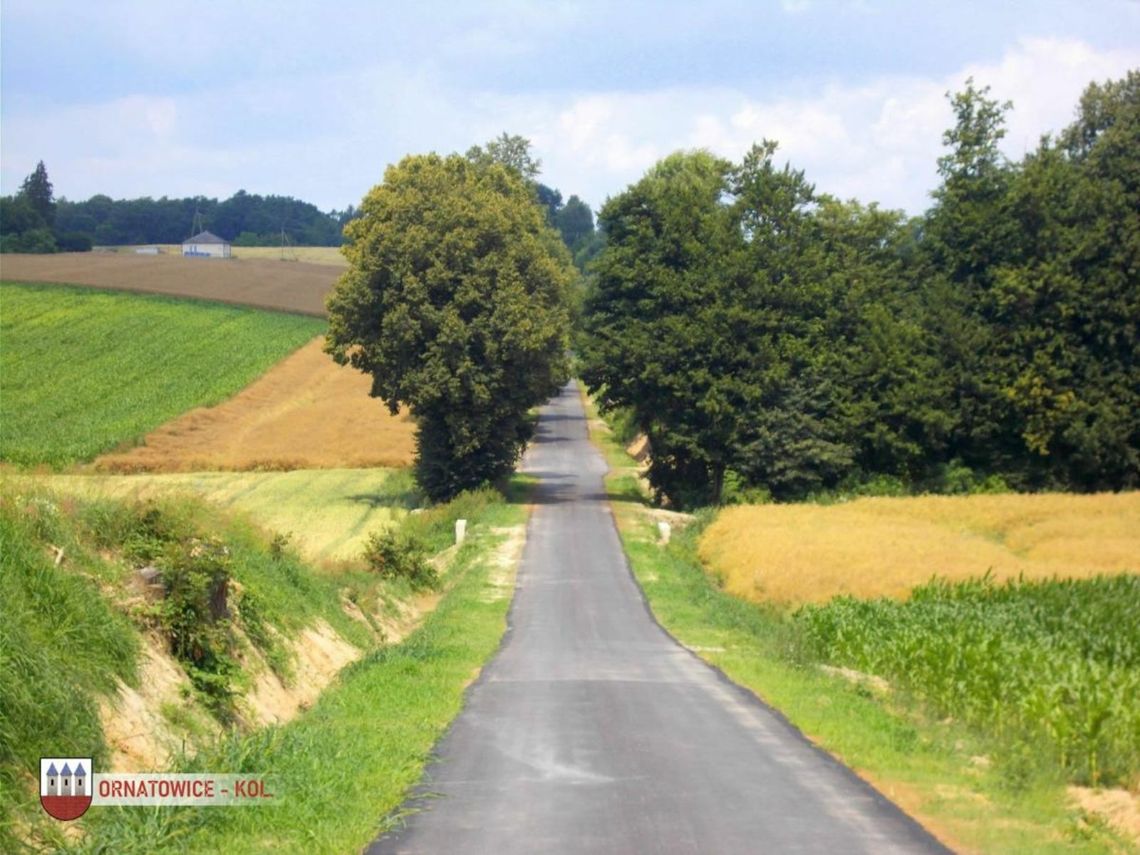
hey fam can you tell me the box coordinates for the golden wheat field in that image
[698,492,1140,606]
[93,337,417,472]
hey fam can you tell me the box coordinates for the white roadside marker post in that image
[456,519,467,545]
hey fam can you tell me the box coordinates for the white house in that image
[182,231,231,258]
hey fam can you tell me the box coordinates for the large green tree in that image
[989,71,1140,489]
[580,145,939,505]
[580,150,747,506]
[325,153,574,501]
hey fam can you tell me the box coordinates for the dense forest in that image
[580,71,1139,505]
[0,181,354,251]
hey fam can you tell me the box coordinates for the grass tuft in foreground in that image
[0,491,140,852]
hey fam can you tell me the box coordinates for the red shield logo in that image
[40,757,93,821]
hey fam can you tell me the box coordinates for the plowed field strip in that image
[1,253,339,316]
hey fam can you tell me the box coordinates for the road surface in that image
[368,381,950,854]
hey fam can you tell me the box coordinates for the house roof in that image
[183,230,228,245]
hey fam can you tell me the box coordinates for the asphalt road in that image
[368,381,951,855]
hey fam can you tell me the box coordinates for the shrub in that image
[402,486,501,553]
[154,536,240,714]
[362,529,438,591]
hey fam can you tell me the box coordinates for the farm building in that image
[182,231,231,258]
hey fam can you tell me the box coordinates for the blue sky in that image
[2,1,1138,217]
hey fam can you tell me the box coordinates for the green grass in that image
[580,391,1135,854]
[0,487,142,853]
[0,479,426,852]
[42,468,419,564]
[0,282,325,467]
[61,489,526,854]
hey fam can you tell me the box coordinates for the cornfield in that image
[796,573,1140,787]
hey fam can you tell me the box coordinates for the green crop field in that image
[796,574,1140,788]
[0,282,325,467]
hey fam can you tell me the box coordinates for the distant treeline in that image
[1,168,598,264]
[0,173,355,251]
[55,190,356,247]
[581,71,1139,504]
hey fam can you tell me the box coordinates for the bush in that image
[0,227,57,253]
[362,529,438,591]
[721,469,772,505]
[53,230,93,252]
[924,459,1010,495]
[153,536,240,714]
[607,406,641,446]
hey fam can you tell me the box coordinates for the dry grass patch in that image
[1,252,338,315]
[95,337,416,473]
[40,468,414,565]
[699,492,1140,605]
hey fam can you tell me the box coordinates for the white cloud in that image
[528,36,1140,213]
[2,33,1136,216]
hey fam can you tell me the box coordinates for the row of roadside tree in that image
[578,72,1139,506]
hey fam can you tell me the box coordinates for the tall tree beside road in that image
[580,150,745,506]
[580,70,1139,506]
[325,153,574,501]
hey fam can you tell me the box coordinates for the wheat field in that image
[94,337,416,473]
[699,492,1140,605]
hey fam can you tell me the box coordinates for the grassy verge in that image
[63,487,525,854]
[0,492,140,853]
[581,391,1135,854]
[0,282,325,467]
[0,479,414,852]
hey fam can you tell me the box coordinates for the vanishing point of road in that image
[369,381,950,854]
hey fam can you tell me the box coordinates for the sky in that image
[2,1,1138,218]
